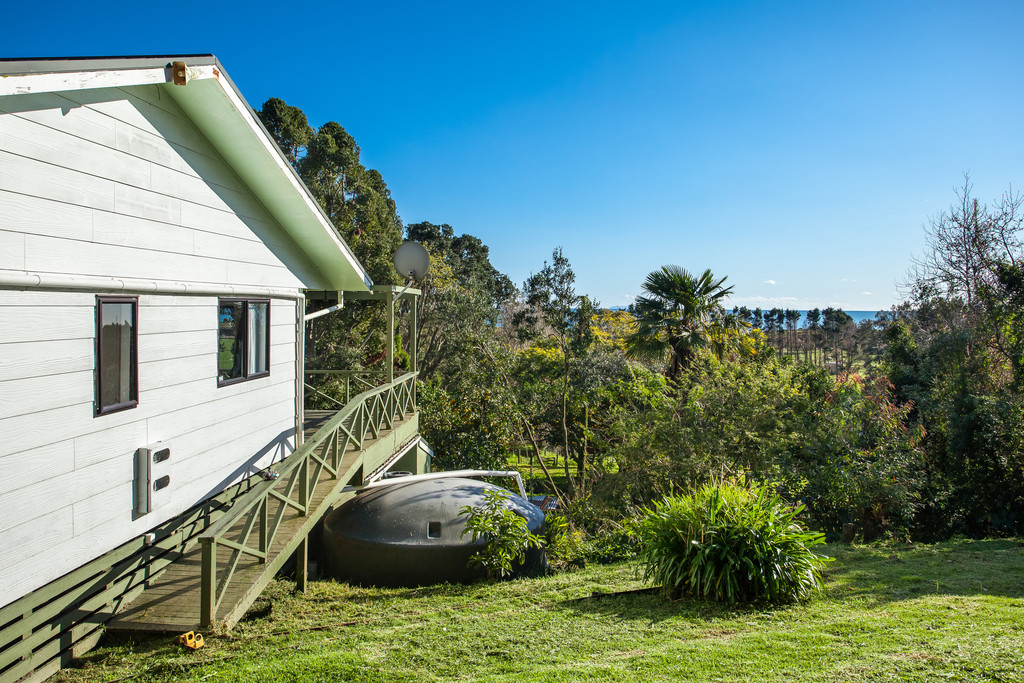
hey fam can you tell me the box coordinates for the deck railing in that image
[305,369,391,405]
[197,371,418,628]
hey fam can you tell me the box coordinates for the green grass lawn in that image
[57,539,1024,682]
[505,449,614,496]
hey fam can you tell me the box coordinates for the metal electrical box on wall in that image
[135,443,172,515]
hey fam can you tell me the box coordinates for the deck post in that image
[409,293,417,405]
[295,294,305,451]
[200,539,216,629]
[408,292,417,373]
[385,289,395,384]
[258,499,268,562]
[299,456,309,515]
[295,536,308,592]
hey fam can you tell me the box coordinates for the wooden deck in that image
[106,411,416,633]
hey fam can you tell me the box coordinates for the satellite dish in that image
[393,241,430,282]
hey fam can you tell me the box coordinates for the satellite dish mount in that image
[393,241,430,285]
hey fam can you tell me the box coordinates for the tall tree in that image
[765,308,780,353]
[775,309,786,353]
[258,98,404,402]
[625,266,735,379]
[259,97,313,165]
[406,221,515,378]
[821,307,853,369]
[752,307,764,330]
[785,309,802,360]
[805,308,822,365]
[258,101,403,284]
[906,174,1022,308]
[514,248,596,487]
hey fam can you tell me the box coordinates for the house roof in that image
[0,55,373,292]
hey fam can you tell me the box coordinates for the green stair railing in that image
[197,371,418,628]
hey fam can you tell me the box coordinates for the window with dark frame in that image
[218,299,269,386]
[96,296,138,415]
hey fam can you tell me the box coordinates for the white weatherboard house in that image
[0,56,425,683]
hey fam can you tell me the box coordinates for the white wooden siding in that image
[0,229,25,270]
[0,440,75,497]
[0,339,94,381]
[0,87,325,291]
[0,110,153,186]
[0,191,97,241]
[0,82,340,610]
[0,292,301,610]
[0,150,116,212]
[0,302,95,344]
[0,509,74,578]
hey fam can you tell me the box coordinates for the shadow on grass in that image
[70,629,174,669]
[554,585,765,625]
[821,538,1024,605]
[555,538,1024,620]
[304,581,469,605]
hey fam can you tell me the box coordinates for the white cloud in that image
[861,291,872,296]
[764,279,776,285]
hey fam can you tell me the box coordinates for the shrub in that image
[637,480,831,604]
[542,513,641,570]
[460,489,543,579]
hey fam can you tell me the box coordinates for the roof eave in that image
[0,55,372,292]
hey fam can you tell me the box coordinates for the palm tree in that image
[625,266,735,378]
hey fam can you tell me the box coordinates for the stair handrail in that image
[197,371,418,627]
[199,371,417,542]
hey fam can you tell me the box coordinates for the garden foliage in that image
[459,489,543,579]
[637,481,830,604]
[605,353,925,540]
[263,108,1024,548]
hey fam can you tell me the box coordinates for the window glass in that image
[97,298,137,414]
[218,299,270,385]
[248,301,269,376]
[218,301,245,383]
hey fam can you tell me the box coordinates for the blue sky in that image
[5,1,1024,310]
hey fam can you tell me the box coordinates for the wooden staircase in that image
[107,373,420,633]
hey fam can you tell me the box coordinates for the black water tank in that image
[322,477,547,587]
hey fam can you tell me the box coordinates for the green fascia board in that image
[0,54,371,293]
[166,76,372,292]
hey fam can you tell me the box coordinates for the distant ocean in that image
[735,310,882,326]
[793,310,881,325]
[608,307,884,326]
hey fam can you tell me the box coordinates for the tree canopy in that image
[258,99,402,284]
[625,266,736,378]
[254,100,1024,544]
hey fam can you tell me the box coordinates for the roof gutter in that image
[0,271,303,299]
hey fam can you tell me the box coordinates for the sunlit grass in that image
[505,449,619,496]
[57,539,1024,682]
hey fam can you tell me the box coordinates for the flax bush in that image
[638,481,831,604]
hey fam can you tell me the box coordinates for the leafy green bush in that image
[418,379,516,471]
[637,481,831,604]
[460,489,543,579]
[542,513,641,570]
[605,353,925,540]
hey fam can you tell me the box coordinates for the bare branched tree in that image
[903,174,1023,307]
